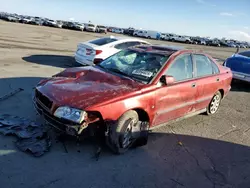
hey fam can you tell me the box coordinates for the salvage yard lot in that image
[0,20,250,188]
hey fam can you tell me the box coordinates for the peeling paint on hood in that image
[37,66,143,110]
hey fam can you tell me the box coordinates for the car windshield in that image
[97,49,169,83]
[89,37,118,46]
[88,24,95,27]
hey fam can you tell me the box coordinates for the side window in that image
[165,54,193,82]
[126,42,141,47]
[209,59,220,74]
[115,42,140,50]
[114,43,128,50]
[194,54,213,77]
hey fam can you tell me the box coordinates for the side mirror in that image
[160,75,175,85]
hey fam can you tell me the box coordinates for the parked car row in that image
[1,12,249,48]
[121,28,250,48]
[0,12,108,33]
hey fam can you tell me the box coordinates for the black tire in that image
[206,91,222,115]
[106,110,139,154]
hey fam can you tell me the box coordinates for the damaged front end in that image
[33,89,100,137]
[33,88,150,154]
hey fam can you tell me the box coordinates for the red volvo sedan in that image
[33,45,232,154]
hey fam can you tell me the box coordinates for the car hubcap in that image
[210,94,221,114]
[122,119,135,148]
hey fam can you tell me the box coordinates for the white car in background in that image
[133,30,147,37]
[171,35,192,43]
[85,23,97,32]
[112,28,124,34]
[74,36,150,66]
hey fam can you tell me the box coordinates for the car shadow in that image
[230,79,250,92]
[0,76,249,187]
[0,130,250,187]
[22,54,81,68]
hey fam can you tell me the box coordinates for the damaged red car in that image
[33,45,232,154]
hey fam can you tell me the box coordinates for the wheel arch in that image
[132,108,150,122]
[218,89,224,99]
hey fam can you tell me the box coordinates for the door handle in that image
[216,78,220,82]
[191,83,196,88]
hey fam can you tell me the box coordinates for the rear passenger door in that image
[153,54,197,126]
[192,54,221,111]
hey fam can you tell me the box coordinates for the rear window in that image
[238,51,250,58]
[89,38,118,46]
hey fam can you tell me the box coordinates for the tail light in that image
[95,50,102,55]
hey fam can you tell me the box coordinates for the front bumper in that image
[33,96,88,136]
[99,29,107,33]
[86,28,95,32]
[232,71,250,83]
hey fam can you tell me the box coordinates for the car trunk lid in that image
[76,42,99,62]
[227,55,250,75]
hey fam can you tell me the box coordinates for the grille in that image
[35,90,53,109]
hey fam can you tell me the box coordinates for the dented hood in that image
[36,66,143,110]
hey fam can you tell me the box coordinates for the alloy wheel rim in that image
[210,94,221,114]
[122,119,135,148]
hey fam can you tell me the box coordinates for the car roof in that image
[129,44,186,55]
[92,36,149,46]
[109,36,148,42]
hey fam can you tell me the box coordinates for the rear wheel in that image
[106,110,139,154]
[206,91,222,115]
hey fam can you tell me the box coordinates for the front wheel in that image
[106,110,139,154]
[206,91,222,115]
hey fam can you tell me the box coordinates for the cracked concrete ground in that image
[0,21,250,188]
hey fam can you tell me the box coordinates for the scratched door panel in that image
[192,54,221,110]
[153,80,197,126]
[194,75,220,110]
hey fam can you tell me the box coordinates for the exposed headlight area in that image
[54,106,86,124]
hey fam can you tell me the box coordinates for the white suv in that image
[171,35,192,43]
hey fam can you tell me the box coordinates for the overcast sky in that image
[1,0,250,41]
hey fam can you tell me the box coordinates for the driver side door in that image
[153,53,198,126]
